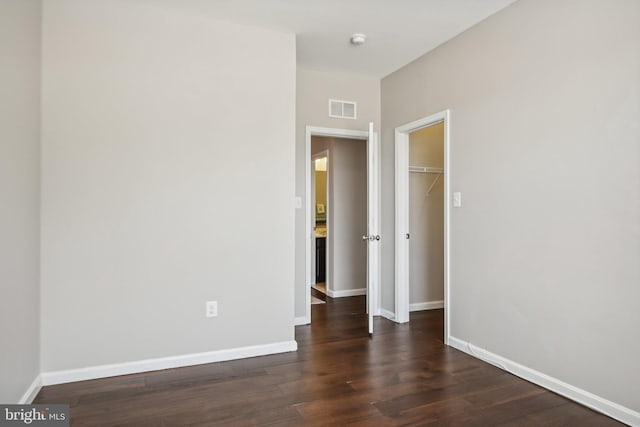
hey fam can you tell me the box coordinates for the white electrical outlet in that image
[205,301,218,318]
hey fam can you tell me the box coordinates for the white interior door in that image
[365,122,380,335]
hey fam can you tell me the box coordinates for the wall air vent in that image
[328,99,357,120]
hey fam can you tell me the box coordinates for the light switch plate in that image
[453,192,462,208]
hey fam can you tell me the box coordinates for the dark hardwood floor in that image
[35,296,621,426]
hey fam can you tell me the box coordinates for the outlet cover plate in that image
[206,301,218,318]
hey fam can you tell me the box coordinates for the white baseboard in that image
[326,288,366,298]
[410,300,444,312]
[448,336,639,426]
[294,316,309,326]
[41,340,298,386]
[380,308,395,321]
[19,375,42,404]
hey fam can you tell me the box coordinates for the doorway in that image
[304,125,380,334]
[311,137,366,300]
[395,111,450,344]
[311,151,328,300]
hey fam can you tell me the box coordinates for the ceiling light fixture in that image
[350,33,367,46]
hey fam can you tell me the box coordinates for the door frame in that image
[304,126,379,325]
[394,110,451,345]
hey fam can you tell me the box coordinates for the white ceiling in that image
[138,0,518,78]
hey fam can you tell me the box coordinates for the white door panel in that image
[366,122,380,335]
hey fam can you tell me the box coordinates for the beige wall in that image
[382,0,640,413]
[0,0,42,403]
[409,124,445,305]
[41,0,296,371]
[311,137,367,294]
[295,68,381,316]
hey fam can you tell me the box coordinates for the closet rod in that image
[408,165,444,174]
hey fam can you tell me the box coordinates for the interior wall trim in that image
[380,308,395,321]
[409,300,444,312]
[41,341,298,386]
[19,375,42,404]
[294,316,309,326]
[448,336,639,426]
[326,288,366,298]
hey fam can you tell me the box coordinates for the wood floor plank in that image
[33,296,622,426]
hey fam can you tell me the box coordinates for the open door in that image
[364,122,380,335]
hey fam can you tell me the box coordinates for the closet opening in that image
[408,123,445,323]
[395,111,450,344]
